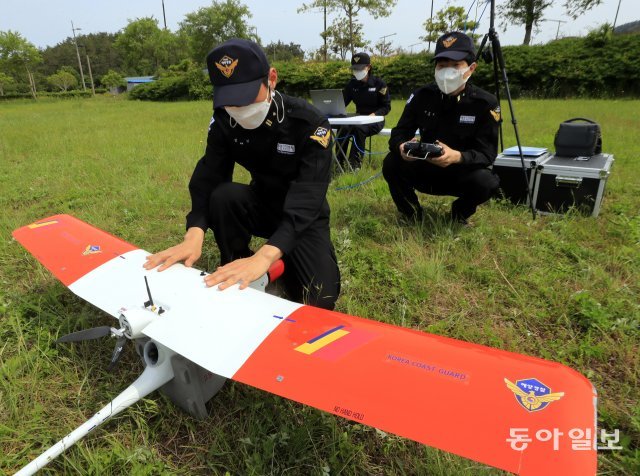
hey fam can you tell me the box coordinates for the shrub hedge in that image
[0,89,107,100]
[278,34,640,99]
[128,33,640,102]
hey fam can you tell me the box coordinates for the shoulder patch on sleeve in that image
[490,106,501,122]
[310,126,331,148]
[379,86,388,95]
[406,93,414,104]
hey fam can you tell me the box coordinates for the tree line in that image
[0,0,607,98]
[126,30,640,102]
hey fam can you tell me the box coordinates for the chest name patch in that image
[368,87,376,92]
[277,143,295,154]
[459,115,476,124]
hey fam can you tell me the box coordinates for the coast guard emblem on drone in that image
[216,55,238,78]
[505,378,564,412]
[82,245,101,256]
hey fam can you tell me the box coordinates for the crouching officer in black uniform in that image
[382,31,500,224]
[145,39,340,310]
[336,52,390,169]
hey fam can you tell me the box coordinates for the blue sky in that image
[2,0,635,54]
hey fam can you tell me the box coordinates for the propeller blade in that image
[108,336,128,370]
[56,326,112,343]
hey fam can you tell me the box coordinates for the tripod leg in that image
[490,31,537,220]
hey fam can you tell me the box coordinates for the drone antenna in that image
[144,276,154,308]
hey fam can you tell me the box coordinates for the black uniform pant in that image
[208,182,341,310]
[382,153,499,220]
[336,119,385,168]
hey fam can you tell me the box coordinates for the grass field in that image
[1,95,638,475]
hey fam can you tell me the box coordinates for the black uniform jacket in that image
[343,75,391,116]
[186,94,333,255]
[389,83,500,168]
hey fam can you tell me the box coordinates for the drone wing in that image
[13,215,597,475]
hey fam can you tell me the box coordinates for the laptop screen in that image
[310,89,348,117]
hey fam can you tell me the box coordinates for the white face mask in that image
[435,66,471,95]
[225,87,272,129]
[353,69,368,81]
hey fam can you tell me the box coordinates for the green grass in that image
[1,95,638,475]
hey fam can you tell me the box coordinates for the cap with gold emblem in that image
[433,31,476,62]
[350,52,371,70]
[206,38,270,108]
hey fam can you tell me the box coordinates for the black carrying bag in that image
[554,118,602,157]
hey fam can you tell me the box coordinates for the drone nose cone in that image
[119,308,156,339]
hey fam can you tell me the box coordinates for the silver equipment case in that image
[532,153,614,218]
[493,151,551,205]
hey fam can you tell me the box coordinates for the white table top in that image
[328,115,384,126]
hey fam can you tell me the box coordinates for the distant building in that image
[124,76,155,92]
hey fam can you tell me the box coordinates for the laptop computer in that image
[310,89,352,117]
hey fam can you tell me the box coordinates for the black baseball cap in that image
[351,52,371,70]
[433,31,476,62]
[206,38,270,108]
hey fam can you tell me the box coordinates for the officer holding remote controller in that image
[382,31,500,224]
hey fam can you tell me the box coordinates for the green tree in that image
[584,22,613,48]
[421,6,479,44]
[374,37,393,57]
[101,69,126,92]
[322,18,368,60]
[0,71,16,95]
[47,70,78,91]
[499,0,603,45]
[264,41,305,62]
[0,30,42,98]
[178,0,256,63]
[57,65,81,84]
[298,0,397,56]
[114,17,181,75]
[40,32,122,79]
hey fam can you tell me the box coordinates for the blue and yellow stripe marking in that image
[295,325,350,355]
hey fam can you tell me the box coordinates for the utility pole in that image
[81,46,96,96]
[408,42,422,54]
[323,0,327,62]
[546,19,567,40]
[612,0,622,31]
[86,55,95,96]
[162,0,168,30]
[71,21,86,91]
[427,0,434,52]
[378,33,396,57]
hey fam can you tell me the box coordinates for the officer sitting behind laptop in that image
[336,52,391,170]
[382,32,500,225]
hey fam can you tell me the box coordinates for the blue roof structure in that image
[124,76,155,84]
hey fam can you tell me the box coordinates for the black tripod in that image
[475,0,536,219]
